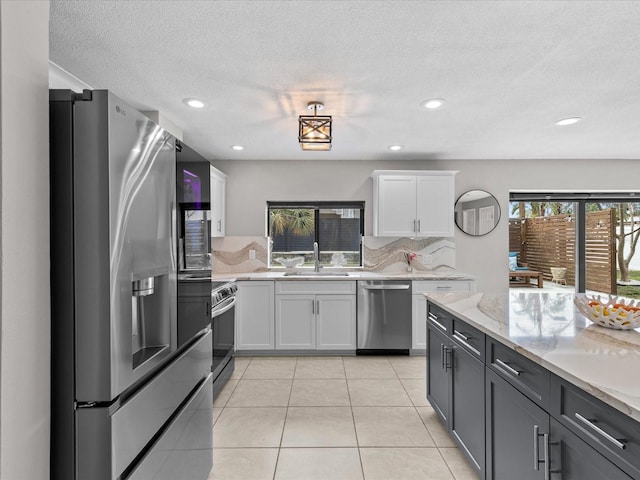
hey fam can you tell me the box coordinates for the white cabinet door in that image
[416,174,455,237]
[316,295,356,350]
[236,281,275,350]
[376,175,417,236]
[275,295,315,350]
[372,170,457,237]
[412,294,428,350]
[210,169,226,237]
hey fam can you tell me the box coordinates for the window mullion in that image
[576,201,587,293]
[314,208,320,245]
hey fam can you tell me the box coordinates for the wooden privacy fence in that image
[509,209,617,294]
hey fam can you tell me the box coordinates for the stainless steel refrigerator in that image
[50,90,213,480]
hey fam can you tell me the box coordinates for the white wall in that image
[214,158,640,294]
[0,2,50,479]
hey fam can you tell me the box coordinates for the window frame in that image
[510,191,640,293]
[266,201,365,268]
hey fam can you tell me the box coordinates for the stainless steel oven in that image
[211,281,237,399]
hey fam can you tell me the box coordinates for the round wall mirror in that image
[455,190,500,236]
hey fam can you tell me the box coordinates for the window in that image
[267,201,364,268]
[510,192,640,298]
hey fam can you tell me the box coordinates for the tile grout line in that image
[343,355,367,480]
[271,355,297,480]
[435,446,460,480]
[212,355,467,479]
[396,365,438,447]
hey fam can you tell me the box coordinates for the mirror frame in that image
[454,189,501,236]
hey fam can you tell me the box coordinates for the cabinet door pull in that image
[428,313,446,331]
[417,219,421,232]
[495,358,521,377]
[533,427,553,478]
[543,433,550,480]
[316,299,319,315]
[440,344,446,369]
[413,219,417,233]
[312,300,315,315]
[453,330,470,341]
[436,285,452,290]
[453,330,480,356]
[444,346,452,371]
[574,412,627,450]
[533,425,540,471]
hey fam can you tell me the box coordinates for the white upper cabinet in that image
[210,167,226,237]
[371,170,457,237]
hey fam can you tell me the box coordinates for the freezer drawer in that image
[77,329,212,480]
[127,373,214,480]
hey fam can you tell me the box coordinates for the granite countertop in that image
[426,291,640,422]
[211,271,477,281]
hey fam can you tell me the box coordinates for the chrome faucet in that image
[313,241,321,272]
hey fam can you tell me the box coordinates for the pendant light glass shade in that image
[299,102,332,151]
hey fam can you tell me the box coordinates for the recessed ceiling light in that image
[183,98,206,109]
[555,117,582,126]
[422,98,445,109]
[231,145,244,151]
[388,145,403,151]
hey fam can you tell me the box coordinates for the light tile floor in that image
[209,355,479,480]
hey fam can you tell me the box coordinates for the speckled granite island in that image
[425,291,640,480]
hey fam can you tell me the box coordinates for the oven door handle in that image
[211,296,236,318]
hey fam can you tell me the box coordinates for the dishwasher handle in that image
[361,285,411,290]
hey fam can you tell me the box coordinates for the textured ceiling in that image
[49,1,640,161]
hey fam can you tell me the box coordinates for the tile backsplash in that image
[212,236,456,274]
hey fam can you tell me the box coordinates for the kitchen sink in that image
[283,271,350,276]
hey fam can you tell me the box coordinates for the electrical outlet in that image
[249,249,256,260]
[422,254,433,265]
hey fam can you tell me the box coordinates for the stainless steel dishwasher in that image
[357,280,412,354]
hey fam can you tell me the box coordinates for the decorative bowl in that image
[574,294,640,330]
[274,256,304,268]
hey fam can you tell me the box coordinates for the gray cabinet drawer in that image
[427,303,451,334]
[451,319,484,360]
[549,417,632,480]
[551,376,640,479]
[487,339,550,409]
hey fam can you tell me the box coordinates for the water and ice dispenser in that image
[131,273,171,370]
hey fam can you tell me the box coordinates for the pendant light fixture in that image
[298,102,332,151]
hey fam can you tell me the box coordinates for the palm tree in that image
[269,209,315,236]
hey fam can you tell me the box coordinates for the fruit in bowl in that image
[573,294,640,330]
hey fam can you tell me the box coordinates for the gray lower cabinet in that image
[486,368,549,480]
[426,305,485,477]
[427,323,449,422]
[427,299,639,480]
[549,418,631,479]
[451,345,485,474]
[486,367,631,479]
